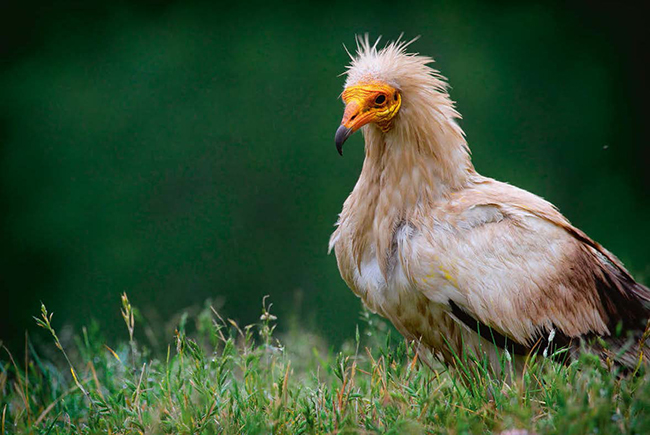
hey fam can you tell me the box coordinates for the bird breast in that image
[338,221,459,343]
[352,222,413,310]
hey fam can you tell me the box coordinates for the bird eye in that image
[394,92,398,100]
[375,95,386,105]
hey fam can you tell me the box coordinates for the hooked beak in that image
[335,125,353,156]
[334,100,369,156]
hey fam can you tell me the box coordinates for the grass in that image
[1,294,649,434]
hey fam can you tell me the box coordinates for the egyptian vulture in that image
[329,37,649,370]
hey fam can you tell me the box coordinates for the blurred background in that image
[1,0,648,351]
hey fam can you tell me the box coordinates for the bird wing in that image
[407,178,650,355]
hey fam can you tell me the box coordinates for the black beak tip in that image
[335,125,353,157]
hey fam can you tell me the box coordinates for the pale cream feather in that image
[330,36,650,370]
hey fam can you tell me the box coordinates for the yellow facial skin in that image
[341,82,401,133]
[335,82,402,155]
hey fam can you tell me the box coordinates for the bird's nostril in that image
[350,114,357,121]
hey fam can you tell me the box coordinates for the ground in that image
[1,295,649,434]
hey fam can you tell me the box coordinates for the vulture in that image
[329,36,650,371]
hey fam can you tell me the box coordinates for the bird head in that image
[334,35,453,156]
[335,82,402,155]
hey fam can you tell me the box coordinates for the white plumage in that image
[330,36,650,370]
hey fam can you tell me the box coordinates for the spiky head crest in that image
[344,35,450,97]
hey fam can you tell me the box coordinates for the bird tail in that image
[594,320,650,370]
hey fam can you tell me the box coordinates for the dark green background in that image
[1,1,648,349]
